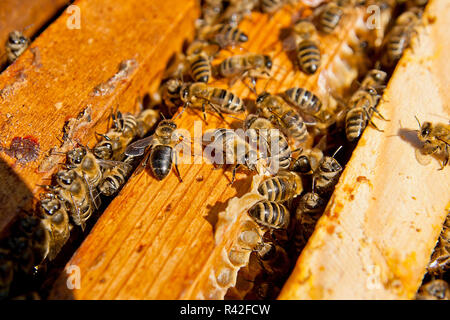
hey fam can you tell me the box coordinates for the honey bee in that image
[111,111,139,139]
[291,144,324,174]
[312,147,343,194]
[98,161,133,196]
[382,8,422,67]
[188,51,212,83]
[427,215,450,275]
[255,242,290,277]
[135,109,160,138]
[416,280,450,300]
[316,2,344,34]
[292,20,321,74]
[260,0,284,14]
[221,0,258,25]
[93,130,132,161]
[201,0,224,26]
[345,86,385,142]
[294,190,326,251]
[51,169,95,230]
[217,53,272,87]
[257,171,303,202]
[248,200,290,229]
[204,128,266,183]
[5,31,30,63]
[38,192,71,261]
[360,68,388,88]
[200,23,248,49]
[180,82,245,120]
[415,118,450,169]
[162,78,183,110]
[245,114,292,171]
[256,92,310,146]
[124,120,184,181]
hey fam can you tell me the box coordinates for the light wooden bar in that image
[279,0,450,300]
[48,1,385,299]
[0,0,199,234]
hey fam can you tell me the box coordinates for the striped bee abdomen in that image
[345,108,368,142]
[210,88,245,113]
[248,200,290,229]
[284,87,322,115]
[297,39,321,74]
[150,145,173,180]
[189,53,211,83]
[318,4,343,34]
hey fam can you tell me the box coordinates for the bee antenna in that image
[312,176,316,194]
[160,112,166,120]
[332,145,343,158]
[414,115,421,128]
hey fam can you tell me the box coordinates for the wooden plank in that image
[0,0,199,235]
[279,0,450,300]
[48,2,386,299]
[0,0,70,68]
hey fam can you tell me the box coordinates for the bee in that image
[5,31,30,63]
[416,280,450,300]
[255,242,290,277]
[93,130,132,161]
[245,114,292,171]
[415,118,450,169]
[98,161,133,196]
[248,200,290,230]
[180,82,245,120]
[66,147,104,188]
[52,169,95,230]
[294,190,326,251]
[200,23,248,49]
[188,51,212,83]
[316,2,344,34]
[135,109,160,138]
[124,120,184,181]
[256,92,309,146]
[260,0,284,14]
[201,0,224,26]
[162,78,183,110]
[312,146,343,194]
[204,128,265,183]
[217,53,272,87]
[221,0,258,25]
[291,146,323,174]
[360,68,387,88]
[256,171,303,202]
[345,86,385,142]
[111,111,139,139]
[292,20,321,74]
[38,192,71,261]
[427,215,450,275]
[382,8,422,67]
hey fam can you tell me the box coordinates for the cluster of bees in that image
[0,108,159,299]
[0,0,448,300]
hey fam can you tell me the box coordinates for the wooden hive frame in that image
[0,0,448,300]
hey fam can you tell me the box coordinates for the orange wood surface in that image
[0,0,199,235]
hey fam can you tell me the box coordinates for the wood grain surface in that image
[0,0,199,235]
[0,0,70,68]
[279,0,450,300]
[48,1,386,299]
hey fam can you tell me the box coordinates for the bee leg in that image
[230,164,241,185]
[371,107,389,121]
[173,151,183,183]
[201,103,207,121]
[207,102,226,121]
[83,173,100,210]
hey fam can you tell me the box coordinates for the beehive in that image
[0,0,448,300]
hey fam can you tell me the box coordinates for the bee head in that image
[56,170,76,186]
[321,157,342,173]
[293,155,312,173]
[8,31,27,45]
[420,122,432,138]
[67,147,86,165]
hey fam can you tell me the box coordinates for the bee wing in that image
[415,148,432,166]
[282,34,299,52]
[96,159,131,170]
[124,135,154,157]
